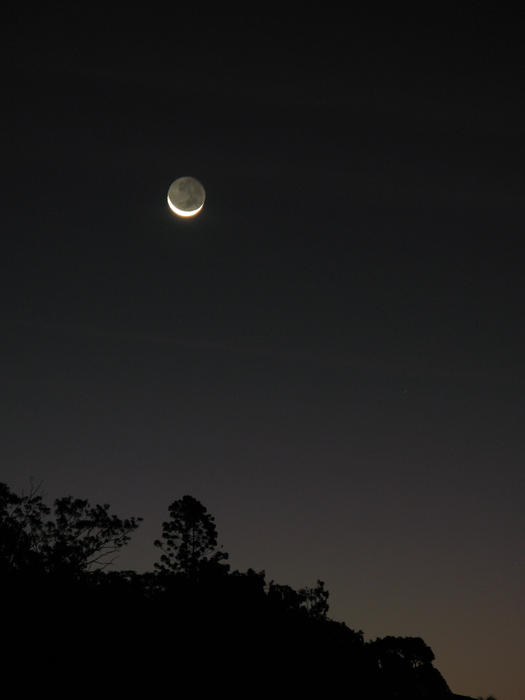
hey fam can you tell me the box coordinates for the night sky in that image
[3,8,525,699]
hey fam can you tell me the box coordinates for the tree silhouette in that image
[1,480,486,699]
[369,635,436,670]
[267,580,304,613]
[43,496,142,575]
[0,481,141,577]
[366,635,451,699]
[0,481,49,574]
[299,579,329,619]
[154,494,228,578]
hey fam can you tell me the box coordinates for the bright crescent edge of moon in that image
[167,194,204,217]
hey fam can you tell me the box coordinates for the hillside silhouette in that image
[1,482,486,698]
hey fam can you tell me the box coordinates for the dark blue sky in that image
[3,8,525,699]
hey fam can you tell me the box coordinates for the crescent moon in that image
[167,177,205,218]
[167,198,204,217]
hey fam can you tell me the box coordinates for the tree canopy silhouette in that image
[0,481,141,577]
[153,494,228,578]
[0,480,483,699]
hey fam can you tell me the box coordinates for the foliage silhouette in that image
[299,578,330,619]
[0,481,483,699]
[153,494,228,579]
[0,481,141,577]
[366,635,451,699]
[0,481,49,574]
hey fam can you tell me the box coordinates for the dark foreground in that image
[4,570,473,699]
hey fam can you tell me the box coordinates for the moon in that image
[167,176,205,217]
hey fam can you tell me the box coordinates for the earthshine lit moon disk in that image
[167,176,205,217]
